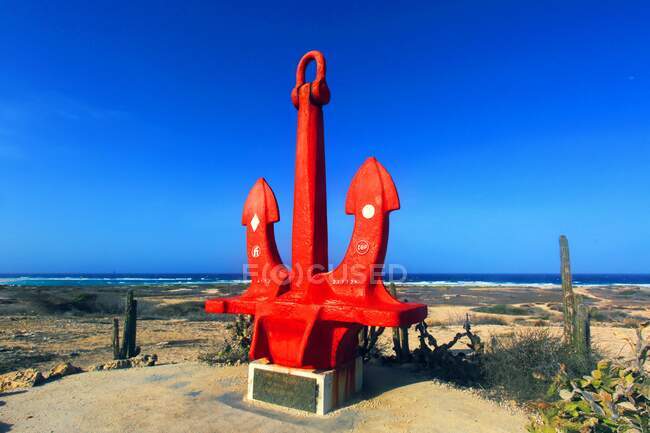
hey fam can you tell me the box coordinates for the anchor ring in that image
[292,50,330,107]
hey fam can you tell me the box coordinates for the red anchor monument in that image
[206,51,427,413]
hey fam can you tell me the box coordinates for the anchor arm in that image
[327,157,400,298]
[205,178,288,315]
[241,178,288,299]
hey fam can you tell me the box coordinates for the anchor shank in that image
[291,52,330,292]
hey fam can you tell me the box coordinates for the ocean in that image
[1,273,649,287]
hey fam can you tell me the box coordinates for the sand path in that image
[1,363,527,433]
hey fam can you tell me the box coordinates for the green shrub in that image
[483,329,597,402]
[618,288,640,297]
[528,324,649,433]
[473,315,509,326]
[473,304,531,316]
[528,360,648,433]
[590,309,629,323]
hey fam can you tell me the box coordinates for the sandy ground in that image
[2,282,648,375]
[0,362,528,433]
[0,316,227,373]
[1,313,643,379]
[1,282,648,433]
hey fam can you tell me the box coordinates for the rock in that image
[46,362,83,381]
[0,368,45,392]
[131,354,158,368]
[89,359,130,371]
[89,354,157,372]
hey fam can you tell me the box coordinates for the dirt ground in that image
[0,362,528,433]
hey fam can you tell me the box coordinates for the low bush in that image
[30,292,123,315]
[590,309,629,323]
[618,288,641,297]
[138,300,229,321]
[473,304,531,316]
[472,315,509,326]
[482,329,598,402]
[198,315,252,366]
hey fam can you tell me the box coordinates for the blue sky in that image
[1,1,648,273]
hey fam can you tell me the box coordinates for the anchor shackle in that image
[291,50,330,107]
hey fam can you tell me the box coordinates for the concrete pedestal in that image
[247,357,363,415]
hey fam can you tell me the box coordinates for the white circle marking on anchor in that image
[361,204,375,219]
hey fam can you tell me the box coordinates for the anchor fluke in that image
[345,157,400,216]
[242,178,280,226]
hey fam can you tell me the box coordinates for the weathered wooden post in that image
[112,318,120,360]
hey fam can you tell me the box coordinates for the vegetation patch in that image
[411,317,484,385]
[473,304,531,316]
[590,309,629,323]
[472,315,509,326]
[482,329,598,402]
[618,288,641,297]
[198,315,252,365]
[139,300,228,321]
[528,324,648,433]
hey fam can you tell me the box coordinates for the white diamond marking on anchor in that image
[251,214,260,232]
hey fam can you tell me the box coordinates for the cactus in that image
[574,296,591,355]
[560,235,575,344]
[528,326,649,433]
[412,314,483,384]
[112,318,120,360]
[559,235,591,355]
[116,290,140,360]
[399,321,411,361]
[359,326,385,361]
[633,321,649,371]
[387,282,403,359]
